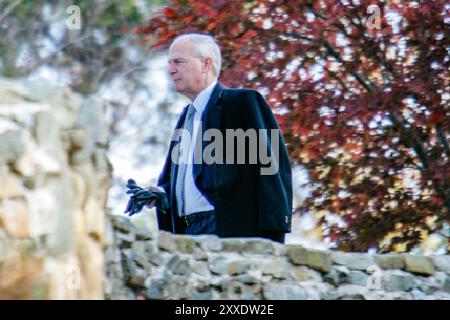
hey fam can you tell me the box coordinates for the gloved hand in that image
[124,179,169,216]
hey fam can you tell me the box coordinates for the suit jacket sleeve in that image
[155,151,173,232]
[243,90,293,232]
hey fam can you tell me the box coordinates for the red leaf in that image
[163,7,176,18]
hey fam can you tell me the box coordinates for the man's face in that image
[168,40,205,99]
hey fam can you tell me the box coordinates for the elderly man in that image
[148,33,292,243]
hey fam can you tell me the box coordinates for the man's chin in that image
[173,82,182,90]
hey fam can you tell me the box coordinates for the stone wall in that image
[0,78,111,299]
[106,215,450,300]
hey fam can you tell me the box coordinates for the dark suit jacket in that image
[156,82,293,238]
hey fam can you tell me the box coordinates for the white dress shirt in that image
[178,80,217,215]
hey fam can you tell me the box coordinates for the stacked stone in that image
[0,78,111,299]
[106,215,450,300]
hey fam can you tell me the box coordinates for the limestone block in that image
[263,282,309,300]
[0,241,45,299]
[324,265,350,286]
[34,111,61,149]
[221,238,246,252]
[432,255,450,273]
[208,256,231,275]
[194,234,223,252]
[174,235,196,253]
[261,258,290,279]
[242,238,275,255]
[348,270,369,287]
[0,129,27,164]
[331,251,375,271]
[375,254,405,270]
[145,279,166,299]
[191,261,210,277]
[228,259,258,276]
[13,152,37,177]
[287,245,331,272]
[158,231,177,252]
[405,255,435,276]
[0,199,30,238]
[167,255,192,276]
[383,270,415,292]
[83,197,104,243]
[323,284,369,300]
[0,174,25,198]
[289,266,323,282]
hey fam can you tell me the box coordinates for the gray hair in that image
[170,33,222,77]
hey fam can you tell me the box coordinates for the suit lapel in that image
[193,82,224,182]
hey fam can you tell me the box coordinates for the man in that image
[148,34,292,243]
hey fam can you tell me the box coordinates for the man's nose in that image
[168,64,177,75]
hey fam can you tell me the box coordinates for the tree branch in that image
[0,0,22,23]
[436,124,450,157]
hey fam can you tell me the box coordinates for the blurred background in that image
[0,0,448,299]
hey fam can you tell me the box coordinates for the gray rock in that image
[414,272,448,294]
[432,255,450,273]
[111,215,135,234]
[167,255,191,275]
[34,111,60,148]
[116,232,134,249]
[212,277,231,292]
[166,277,193,299]
[195,235,223,252]
[272,242,287,256]
[134,227,154,240]
[209,256,231,275]
[145,279,166,299]
[158,231,177,251]
[323,285,368,300]
[193,248,209,261]
[381,291,412,300]
[375,254,405,270]
[191,261,210,277]
[131,241,153,272]
[263,282,309,300]
[0,128,27,164]
[261,258,289,279]
[242,238,275,255]
[348,271,369,286]
[287,245,331,272]
[410,289,427,300]
[191,290,213,300]
[405,255,435,276]
[126,269,147,288]
[289,266,323,282]
[221,238,245,252]
[235,273,260,285]
[383,270,415,292]
[228,260,256,275]
[225,280,253,299]
[121,250,140,283]
[175,235,196,253]
[430,291,450,300]
[324,265,350,286]
[331,251,375,271]
[444,275,450,293]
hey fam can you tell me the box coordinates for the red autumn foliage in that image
[136,0,449,252]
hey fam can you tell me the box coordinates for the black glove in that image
[124,179,169,216]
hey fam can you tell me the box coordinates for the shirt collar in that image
[191,80,218,114]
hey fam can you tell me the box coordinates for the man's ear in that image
[202,57,213,73]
